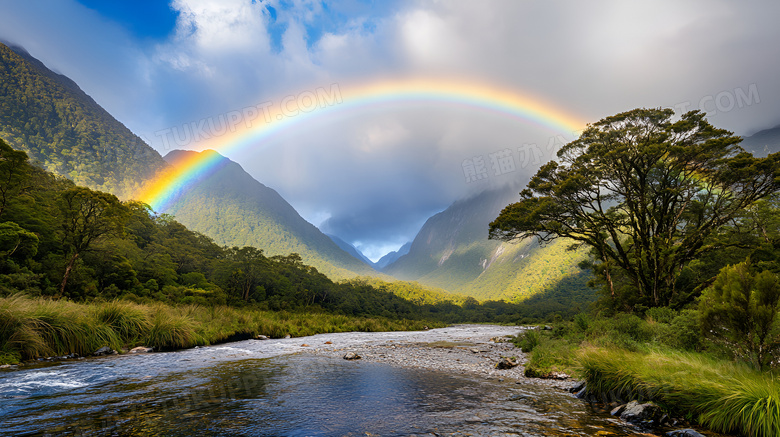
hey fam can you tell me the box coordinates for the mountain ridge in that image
[163,149,377,279]
[0,42,168,199]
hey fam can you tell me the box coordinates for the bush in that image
[645,306,677,324]
[514,329,541,352]
[699,261,780,370]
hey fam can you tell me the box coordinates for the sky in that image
[1,0,779,261]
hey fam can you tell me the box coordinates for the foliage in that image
[490,108,780,308]
[699,261,780,370]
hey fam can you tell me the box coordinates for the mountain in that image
[741,124,780,157]
[326,234,376,269]
[163,150,376,279]
[0,42,375,281]
[376,242,411,270]
[0,42,167,199]
[384,186,593,302]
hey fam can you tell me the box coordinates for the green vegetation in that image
[700,261,780,370]
[496,108,780,436]
[580,348,779,437]
[0,295,438,363]
[511,312,780,436]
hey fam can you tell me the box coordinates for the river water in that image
[0,326,652,436]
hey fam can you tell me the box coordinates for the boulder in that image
[93,346,114,356]
[283,334,291,339]
[611,404,627,416]
[619,400,663,424]
[129,347,153,354]
[569,381,586,393]
[495,357,518,369]
[255,335,269,340]
[0,364,11,369]
[343,352,361,360]
[666,429,706,437]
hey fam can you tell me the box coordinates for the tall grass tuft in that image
[0,295,49,360]
[93,301,151,342]
[145,306,198,350]
[579,347,780,437]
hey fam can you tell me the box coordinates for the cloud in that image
[1,0,779,258]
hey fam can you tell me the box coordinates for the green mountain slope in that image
[0,43,167,199]
[163,150,376,280]
[384,186,593,302]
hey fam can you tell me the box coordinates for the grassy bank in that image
[0,295,442,364]
[511,312,780,437]
[580,347,779,437]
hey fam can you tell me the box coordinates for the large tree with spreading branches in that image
[489,108,780,308]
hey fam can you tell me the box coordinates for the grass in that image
[0,295,444,364]
[579,347,780,437]
[512,312,780,437]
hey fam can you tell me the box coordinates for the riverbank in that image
[0,295,442,365]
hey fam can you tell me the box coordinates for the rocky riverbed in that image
[282,324,577,390]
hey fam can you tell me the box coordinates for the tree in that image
[490,108,780,308]
[222,246,268,302]
[700,261,780,370]
[57,187,129,295]
[0,138,32,218]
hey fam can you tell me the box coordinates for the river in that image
[0,325,655,436]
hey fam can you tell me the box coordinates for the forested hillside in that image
[0,43,167,199]
[385,186,593,303]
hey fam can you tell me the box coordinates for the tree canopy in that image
[490,108,780,308]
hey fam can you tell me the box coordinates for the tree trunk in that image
[603,257,615,298]
[60,252,79,296]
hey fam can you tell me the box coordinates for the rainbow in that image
[135,78,586,212]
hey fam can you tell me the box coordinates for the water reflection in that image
[1,354,649,436]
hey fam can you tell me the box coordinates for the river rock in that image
[495,357,518,369]
[666,429,706,437]
[343,352,361,360]
[284,334,291,339]
[129,347,153,354]
[569,381,586,393]
[256,335,268,340]
[611,404,626,416]
[619,400,662,423]
[93,346,115,356]
[0,364,11,369]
